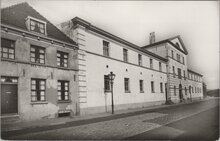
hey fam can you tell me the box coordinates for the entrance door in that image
[1,84,18,114]
[165,83,168,101]
[179,84,183,100]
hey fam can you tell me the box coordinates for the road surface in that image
[2,98,219,140]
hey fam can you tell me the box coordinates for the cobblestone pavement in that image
[5,99,219,140]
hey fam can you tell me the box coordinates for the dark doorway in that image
[179,84,183,100]
[1,84,18,114]
[165,83,168,101]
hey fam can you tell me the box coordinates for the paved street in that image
[2,98,219,140]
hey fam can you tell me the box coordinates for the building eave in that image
[1,24,78,50]
[187,69,203,77]
[71,17,168,62]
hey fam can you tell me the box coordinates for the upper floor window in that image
[183,70,186,80]
[124,78,130,93]
[185,87,187,95]
[138,54,142,66]
[30,45,45,64]
[31,78,46,102]
[178,68,182,79]
[139,80,144,92]
[26,16,47,35]
[150,58,153,69]
[104,75,110,92]
[182,56,185,64]
[57,51,68,68]
[58,80,69,101]
[171,50,174,58]
[173,66,175,77]
[159,62,162,72]
[176,54,180,62]
[1,38,15,59]
[123,48,128,62]
[103,41,109,57]
[151,81,155,93]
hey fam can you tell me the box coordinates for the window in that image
[28,17,46,35]
[1,76,18,83]
[174,86,176,96]
[173,66,175,77]
[104,75,110,92]
[159,62,162,72]
[31,79,46,102]
[1,38,15,59]
[160,82,163,93]
[124,78,130,92]
[176,54,180,62]
[150,58,153,69]
[123,48,128,62]
[151,81,155,93]
[189,86,191,93]
[171,50,174,58]
[138,54,142,66]
[58,81,69,101]
[178,68,181,79]
[192,87,194,93]
[57,51,68,67]
[103,41,109,57]
[195,87,197,93]
[30,45,45,64]
[182,56,185,64]
[139,80,144,92]
[176,42,180,48]
[185,87,187,95]
[183,70,186,80]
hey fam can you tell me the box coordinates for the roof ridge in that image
[1,2,28,11]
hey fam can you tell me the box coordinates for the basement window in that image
[58,110,71,117]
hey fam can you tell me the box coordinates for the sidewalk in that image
[1,97,213,133]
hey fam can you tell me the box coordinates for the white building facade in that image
[60,17,204,115]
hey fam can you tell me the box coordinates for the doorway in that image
[1,76,18,115]
[179,84,183,100]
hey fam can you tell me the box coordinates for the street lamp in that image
[108,71,116,114]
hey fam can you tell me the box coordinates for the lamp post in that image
[108,71,115,114]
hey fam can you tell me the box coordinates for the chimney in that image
[149,32,155,44]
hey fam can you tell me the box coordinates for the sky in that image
[1,1,219,89]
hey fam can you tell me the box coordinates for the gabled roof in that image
[142,35,188,55]
[71,17,168,62]
[1,2,77,46]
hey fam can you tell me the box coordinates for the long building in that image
[1,2,204,121]
[60,17,203,115]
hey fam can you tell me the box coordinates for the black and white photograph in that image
[0,0,219,140]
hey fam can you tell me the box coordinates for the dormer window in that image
[26,16,47,35]
[176,42,180,48]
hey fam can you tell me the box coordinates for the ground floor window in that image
[174,86,176,96]
[104,75,110,92]
[58,81,69,101]
[124,78,130,92]
[31,79,46,102]
[151,81,155,93]
[139,80,144,92]
[185,87,187,95]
